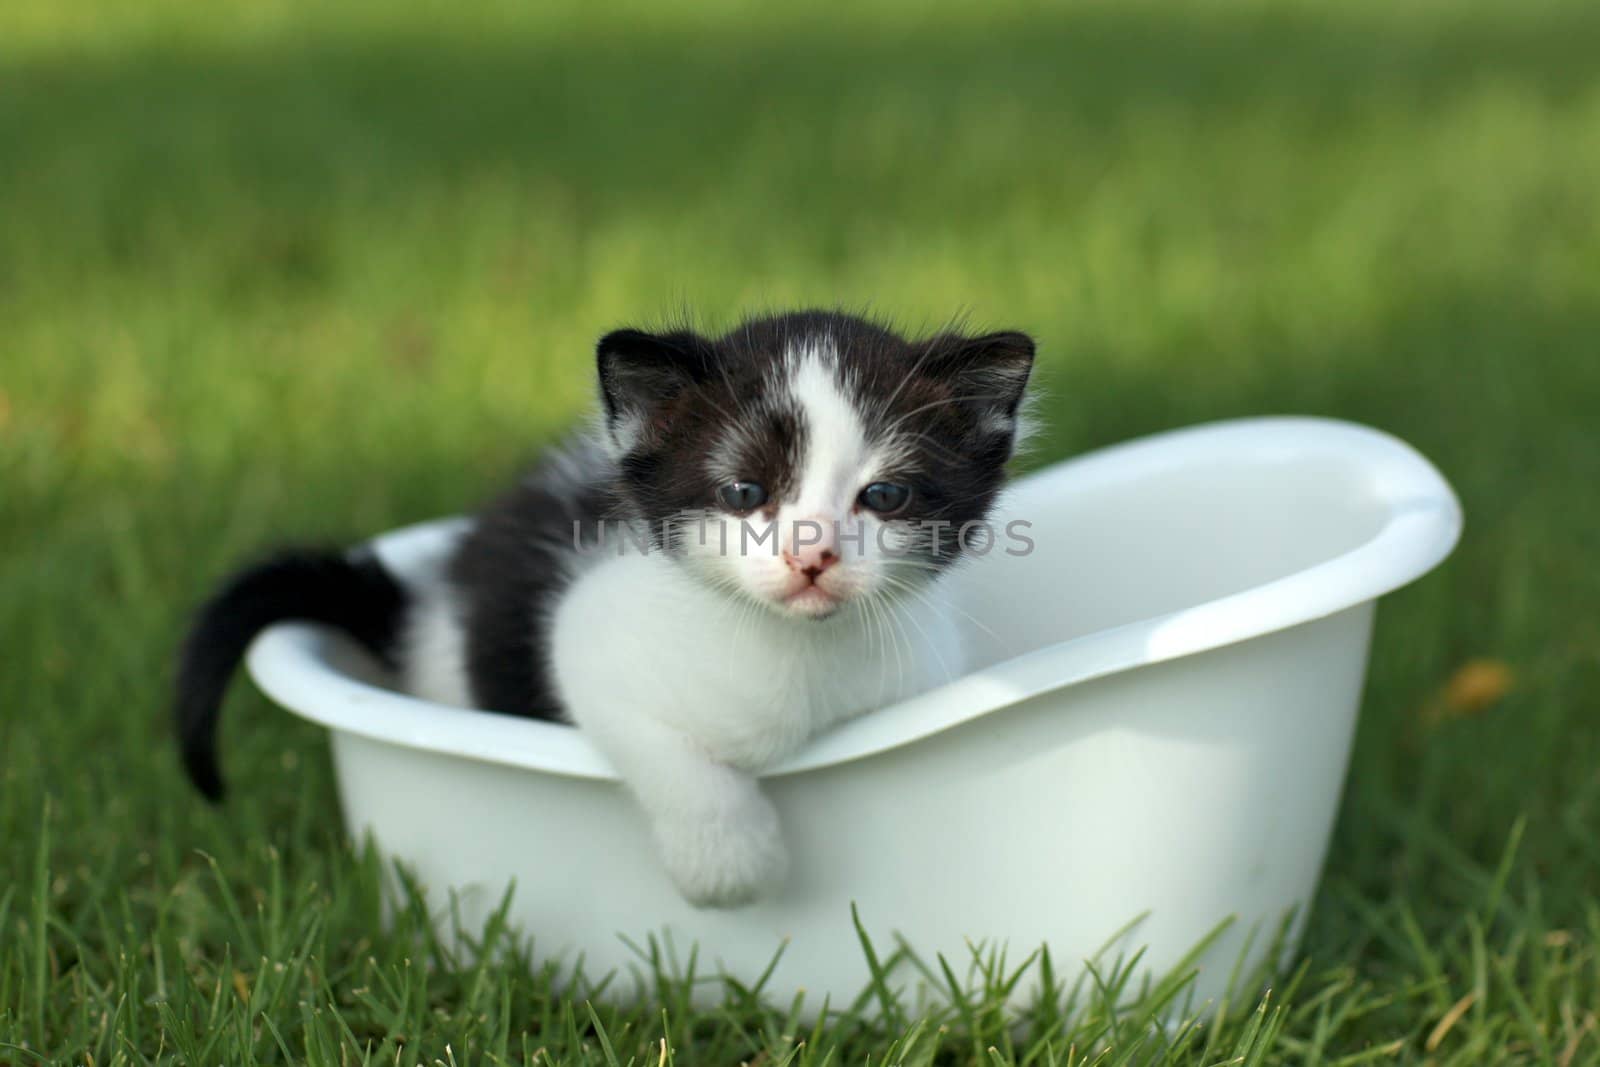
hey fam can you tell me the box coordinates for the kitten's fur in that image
[177,311,1034,906]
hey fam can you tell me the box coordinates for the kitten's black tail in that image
[175,547,408,801]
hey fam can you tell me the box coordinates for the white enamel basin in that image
[246,416,1461,1010]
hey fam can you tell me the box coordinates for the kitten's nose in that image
[783,520,840,581]
[786,548,839,582]
[784,517,840,582]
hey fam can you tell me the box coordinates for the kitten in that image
[177,311,1035,906]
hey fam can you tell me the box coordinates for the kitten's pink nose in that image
[784,547,838,582]
[785,518,841,583]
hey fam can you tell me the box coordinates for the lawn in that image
[3,0,1599,1061]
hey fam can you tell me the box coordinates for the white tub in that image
[247,416,1460,1009]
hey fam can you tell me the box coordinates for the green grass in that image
[3,0,1600,1061]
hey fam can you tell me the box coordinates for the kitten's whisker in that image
[865,592,892,697]
[888,592,954,684]
[877,391,1010,439]
[886,599,915,695]
[870,590,908,698]
[874,571,1004,645]
[873,333,947,424]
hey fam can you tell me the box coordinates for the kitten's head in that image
[596,311,1034,620]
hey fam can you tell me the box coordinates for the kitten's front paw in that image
[655,795,789,909]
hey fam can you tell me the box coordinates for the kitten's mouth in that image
[782,584,843,619]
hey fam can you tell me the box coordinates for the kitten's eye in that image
[718,481,768,512]
[858,481,911,515]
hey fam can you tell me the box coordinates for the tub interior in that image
[956,450,1389,670]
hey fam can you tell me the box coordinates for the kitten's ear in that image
[596,328,715,450]
[921,330,1036,427]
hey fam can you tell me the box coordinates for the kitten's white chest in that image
[550,553,961,772]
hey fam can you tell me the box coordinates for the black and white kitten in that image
[178,311,1035,906]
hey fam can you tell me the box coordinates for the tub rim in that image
[245,415,1462,781]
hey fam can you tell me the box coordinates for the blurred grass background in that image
[2,0,1599,1061]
